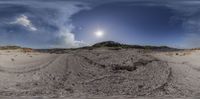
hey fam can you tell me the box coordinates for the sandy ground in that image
[152,50,200,97]
[0,48,200,98]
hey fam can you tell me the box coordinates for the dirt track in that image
[0,48,199,98]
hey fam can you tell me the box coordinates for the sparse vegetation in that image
[91,41,179,51]
[0,46,21,50]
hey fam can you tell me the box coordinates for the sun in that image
[95,30,104,37]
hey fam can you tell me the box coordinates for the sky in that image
[0,0,200,48]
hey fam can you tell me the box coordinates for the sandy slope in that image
[0,48,199,98]
[152,50,200,97]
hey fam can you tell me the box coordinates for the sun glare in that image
[95,30,104,37]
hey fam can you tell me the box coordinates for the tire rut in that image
[0,55,60,74]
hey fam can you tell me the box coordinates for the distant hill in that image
[0,46,22,50]
[0,41,179,51]
[93,41,122,47]
[0,46,33,52]
[92,41,179,51]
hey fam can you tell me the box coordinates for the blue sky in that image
[0,0,200,48]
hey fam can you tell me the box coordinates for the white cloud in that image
[10,1,90,48]
[11,15,37,31]
[48,2,90,48]
[51,24,89,48]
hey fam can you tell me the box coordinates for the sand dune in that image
[0,47,200,98]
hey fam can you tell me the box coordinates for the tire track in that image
[0,55,60,74]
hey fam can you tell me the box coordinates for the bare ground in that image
[0,48,199,98]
